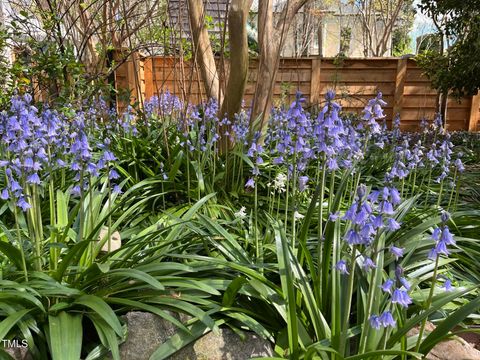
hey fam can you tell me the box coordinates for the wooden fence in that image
[115,54,480,132]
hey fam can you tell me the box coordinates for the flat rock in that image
[3,346,32,360]
[118,311,273,360]
[169,328,273,360]
[409,322,480,360]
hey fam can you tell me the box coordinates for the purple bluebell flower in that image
[442,279,453,292]
[373,214,384,229]
[0,189,9,200]
[345,229,362,245]
[429,241,450,260]
[335,260,349,274]
[369,315,381,329]
[299,176,309,192]
[363,257,376,271]
[354,206,370,225]
[440,227,455,246]
[103,150,116,162]
[329,212,340,221]
[390,246,404,260]
[454,158,465,173]
[357,184,367,199]
[245,178,255,188]
[109,169,120,180]
[380,201,394,215]
[390,188,401,205]
[440,211,450,224]
[343,203,358,221]
[71,185,81,196]
[17,197,31,212]
[10,181,22,192]
[391,289,412,308]
[386,218,401,231]
[382,279,394,294]
[400,277,411,291]
[379,310,396,328]
[26,173,41,185]
[326,157,339,171]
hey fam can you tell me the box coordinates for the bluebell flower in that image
[71,185,82,196]
[0,189,9,200]
[432,227,442,241]
[325,157,338,171]
[354,206,370,225]
[109,169,120,180]
[369,315,381,329]
[103,150,116,162]
[26,173,41,185]
[400,277,411,291]
[382,279,394,294]
[245,178,255,188]
[390,245,404,260]
[329,212,340,221]
[390,188,401,205]
[363,257,376,271]
[440,227,455,246]
[379,310,396,328]
[10,180,22,192]
[380,201,394,215]
[454,158,465,173]
[335,260,349,274]
[17,197,31,212]
[343,203,358,221]
[373,214,384,229]
[429,241,450,260]
[325,89,335,101]
[386,218,401,231]
[299,176,309,192]
[442,279,453,292]
[345,229,362,245]
[441,211,450,223]
[391,289,412,308]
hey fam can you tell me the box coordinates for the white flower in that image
[234,206,247,219]
[294,211,304,220]
[273,173,287,192]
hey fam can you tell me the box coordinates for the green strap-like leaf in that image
[74,295,123,336]
[345,349,422,359]
[48,311,83,360]
[0,309,32,340]
[149,319,225,360]
[273,220,299,355]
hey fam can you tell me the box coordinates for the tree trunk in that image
[219,0,253,151]
[249,0,276,138]
[187,0,222,102]
[250,0,310,139]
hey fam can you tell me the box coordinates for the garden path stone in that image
[4,346,32,360]
[168,328,274,360]
[118,311,273,360]
[409,322,480,360]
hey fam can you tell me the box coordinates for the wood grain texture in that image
[115,53,479,131]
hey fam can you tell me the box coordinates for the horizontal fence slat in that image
[114,53,479,131]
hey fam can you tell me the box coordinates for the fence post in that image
[143,58,153,100]
[393,58,407,124]
[134,52,145,108]
[468,93,480,132]
[310,58,321,105]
